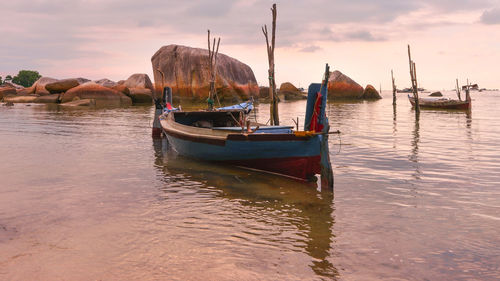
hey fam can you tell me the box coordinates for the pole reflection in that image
[409,112,421,180]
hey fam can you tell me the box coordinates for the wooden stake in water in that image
[407,45,420,113]
[391,69,397,105]
[319,64,333,191]
[456,79,462,101]
[262,3,279,125]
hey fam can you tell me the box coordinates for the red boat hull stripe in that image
[223,155,321,180]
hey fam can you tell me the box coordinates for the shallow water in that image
[1,91,499,280]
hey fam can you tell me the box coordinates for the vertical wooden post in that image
[319,64,333,191]
[465,78,471,107]
[207,30,220,110]
[407,44,420,113]
[262,3,279,125]
[391,69,396,105]
[456,79,461,101]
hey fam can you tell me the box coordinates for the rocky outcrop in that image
[279,82,306,100]
[259,86,270,99]
[60,82,132,106]
[123,73,154,91]
[94,78,117,88]
[429,91,443,97]
[327,70,364,99]
[0,85,17,100]
[362,84,382,99]
[3,82,25,89]
[75,78,91,84]
[151,44,259,101]
[45,79,80,94]
[34,94,60,103]
[111,84,130,96]
[60,99,96,107]
[123,73,153,103]
[128,88,152,103]
[16,87,35,96]
[3,95,38,103]
[33,77,58,95]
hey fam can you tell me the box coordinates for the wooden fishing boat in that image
[158,65,333,183]
[408,95,471,110]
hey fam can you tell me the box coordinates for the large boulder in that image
[123,73,154,103]
[60,82,132,106]
[279,82,306,100]
[327,70,364,99]
[362,84,382,99]
[34,94,60,103]
[94,78,117,88]
[128,88,153,103]
[33,77,58,95]
[259,86,270,99]
[60,99,96,107]
[45,78,80,94]
[16,87,35,96]
[3,82,25,89]
[0,85,17,100]
[75,77,91,84]
[111,84,130,96]
[3,95,38,103]
[123,73,154,91]
[151,44,259,101]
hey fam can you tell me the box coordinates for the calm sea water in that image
[1,91,499,280]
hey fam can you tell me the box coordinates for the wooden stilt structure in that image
[262,3,279,125]
[407,45,420,114]
[207,30,220,110]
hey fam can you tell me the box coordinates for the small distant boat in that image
[408,95,471,110]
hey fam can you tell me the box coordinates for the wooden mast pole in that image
[262,3,279,125]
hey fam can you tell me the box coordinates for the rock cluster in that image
[151,44,259,101]
[362,84,382,99]
[327,70,364,99]
[429,91,443,97]
[279,82,306,100]
[325,70,383,100]
[1,74,153,106]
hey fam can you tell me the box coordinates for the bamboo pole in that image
[391,69,396,105]
[456,79,461,100]
[262,3,279,125]
[207,30,220,110]
[407,44,420,113]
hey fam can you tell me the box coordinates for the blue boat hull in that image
[164,131,322,180]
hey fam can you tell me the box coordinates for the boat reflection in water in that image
[152,139,338,279]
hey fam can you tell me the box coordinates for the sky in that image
[1,0,499,90]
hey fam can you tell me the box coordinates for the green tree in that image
[5,75,12,82]
[0,76,3,84]
[12,70,41,87]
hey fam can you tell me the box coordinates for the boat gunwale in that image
[160,111,317,146]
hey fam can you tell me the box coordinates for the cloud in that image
[343,31,385,41]
[299,45,322,52]
[0,0,498,80]
[480,8,500,24]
